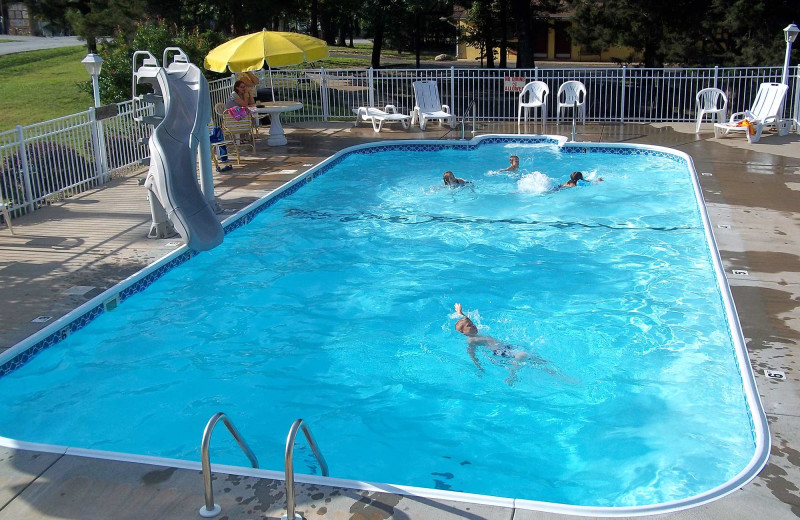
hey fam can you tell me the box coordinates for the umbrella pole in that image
[268,67,276,102]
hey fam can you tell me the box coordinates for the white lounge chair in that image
[695,87,727,133]
[714,82,789,143]
[556,80,587,124]
[517,81,549,131]
[411,80,457,130]
[353,105,411,132]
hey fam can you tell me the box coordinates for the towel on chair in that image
[228,106,251,121]
[735,118,755,136]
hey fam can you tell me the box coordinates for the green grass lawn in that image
[0,42,437,132]
[0,46,95,132]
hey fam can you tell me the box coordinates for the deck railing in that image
[1,66,797,221]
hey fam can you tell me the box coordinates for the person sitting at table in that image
[236,71,259,99]
[225,80,255,110]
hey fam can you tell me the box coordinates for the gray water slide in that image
[134,49,224,252]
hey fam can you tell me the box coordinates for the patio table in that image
[251,101,303,146]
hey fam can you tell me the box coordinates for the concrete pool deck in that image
[0,121,798,519]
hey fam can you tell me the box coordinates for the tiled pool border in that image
[0,135,768,517]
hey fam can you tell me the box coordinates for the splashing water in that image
[517,171,554,194]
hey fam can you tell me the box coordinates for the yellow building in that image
[455,12,635,65]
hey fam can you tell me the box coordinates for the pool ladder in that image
[199,413,328,520]
[459,98,477,140]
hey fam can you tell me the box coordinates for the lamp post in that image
[81,52,108,182]
[81,52,104,107]
[781,23,799,85]
[439,17,459,59]
[781,24,799,131]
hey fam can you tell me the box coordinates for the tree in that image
[26,0,145,50]
[461,0,500,67]
[569,0,677,67]
[69,0,146,51]
[569,0,797,67]
[456,0,561,68]
[709,0,798,66]
[510,0,535,67]
[25,0,71,35]
[81,19,226,104]
[361,0,405,68]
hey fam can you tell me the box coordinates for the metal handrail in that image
[284,419,329,520]
[460,98,477,140]
[199,412,259,518]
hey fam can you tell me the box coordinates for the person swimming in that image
[454,303,539,385]
[556,171,603,189]
[443,171,470,187]
[452,303,572,386]
[499,155,520,173]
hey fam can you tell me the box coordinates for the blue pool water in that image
[0,141,761,509]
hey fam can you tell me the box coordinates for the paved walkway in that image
[0,35,85,55]
[0,121,799,519]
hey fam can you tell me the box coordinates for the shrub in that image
[1,141,93,205]
[78,19,228,104]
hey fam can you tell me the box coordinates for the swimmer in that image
[499,155,520,173]
[443,171,470,187]
[557,171,603,189]
[454,303,547,385]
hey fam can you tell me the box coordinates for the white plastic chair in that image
[695,88,727,133]
[714,82,789,144]
[411,80,457,130]
[556,81,587,124]
[517,81,549,131]
[1,202,13,235]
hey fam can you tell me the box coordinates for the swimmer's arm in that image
[454,303,466,316]
[467,343,484,372]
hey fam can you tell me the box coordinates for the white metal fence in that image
[260,65,799,125]
[2,66,798,223]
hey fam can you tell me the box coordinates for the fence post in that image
[15,125,34,212]
[793,64,799,133]
[98,117,109,183]
[714,66,719,88]
[368,67,375,108]
[534,66,538,81]
[320,67,329,122]
[88,108,108,185]
[620,66,626,123]
[450,66,456,116]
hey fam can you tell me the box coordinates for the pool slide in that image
[133,49,224,252]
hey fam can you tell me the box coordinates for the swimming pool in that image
[0,136,769,516]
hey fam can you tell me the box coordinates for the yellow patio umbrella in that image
[204,30,329,72]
